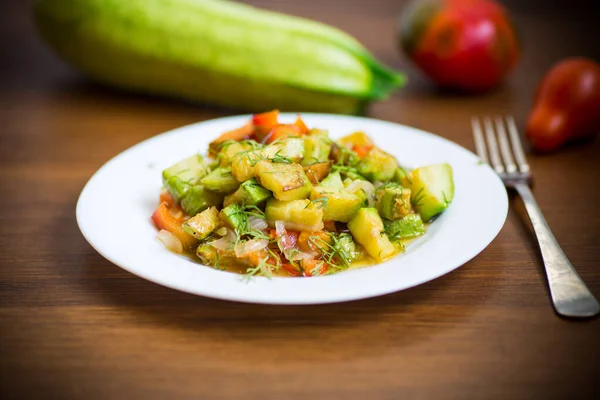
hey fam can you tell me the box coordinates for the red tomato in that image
[399,0,519,92]
[293,116,310,134]
[263,124,302,144]
[252,110,279,128]
[526,58,600,152]
[352,144,373,159]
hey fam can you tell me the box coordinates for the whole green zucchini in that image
[33,0,405,114]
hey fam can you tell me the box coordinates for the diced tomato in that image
[252,110,280,128]
[159,190,176,207]
[300,260,329,277]
[209,121,254,156]
[240,248,270,267]
[352,144,373,159]
[297,231,332,254]
[293,115,310,134]
[262,124,301,144]
[151,203,197,249]
[253,110,282,143]
[323,220,337,232]
[281,263,303,277]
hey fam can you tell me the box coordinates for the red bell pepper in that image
[293,115,310,134]
[263,124,302,144]
[252,110,279,130]
[151,203,197,249]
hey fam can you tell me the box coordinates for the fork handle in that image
[514,182,599,318]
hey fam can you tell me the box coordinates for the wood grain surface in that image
[1,0,599,399]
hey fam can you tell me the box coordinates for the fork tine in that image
[494,116,517,173]
[505,116,530,174]
[483,117,505,174]
[471,117,488,164]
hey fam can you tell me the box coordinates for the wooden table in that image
[2,0,599,398]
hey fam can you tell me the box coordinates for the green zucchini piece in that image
[219,204,248,232]
[333,165,367,181]
[223,178,272,207]
[336,232,360,263]
[265,198,324,232]
[330,143,361,166]
[196,244,236,267]
[392,166,412,186]
[357,148,398,181]
[384,214,426,241]
[218,141,260,167]
[347,208,395,262]
[301,135,331,166]
[183,207,220,240]
[264,138,305,163]
[303,162,333,185]
[308,128,329,138]
[375,184,412,220]
[408,163,454,222]
[180,185,224,216]
[162,154,210,202]
[200,167,240,194]
[255,160,312,201]
[320,170,344,189]
[337,131,374,148]
[231,150,263,182]
[311,186,363,222]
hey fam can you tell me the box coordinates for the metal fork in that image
[472,116,599,318]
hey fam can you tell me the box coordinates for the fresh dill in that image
[269,150,293,164]
[242,249,280,280]
[332,164,366,181]
[333,144,360,166]
[308,233,353,272]
[214,251,225,271]
[310,197,329,210]
[242,256,272,281]
[411,187,426,208]
[397,166,412,185]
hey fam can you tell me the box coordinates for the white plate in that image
[76,113,508,304]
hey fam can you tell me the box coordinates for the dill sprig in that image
[309,197,329,210]
[411,187,426,208]
[332,164,367,181]
[227,203,270,242]
[308,233,353,272]
[333,144,360,166]
[242,249,281,280]
[268,150,293,164]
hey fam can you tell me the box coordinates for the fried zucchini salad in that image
[152,111,454,277]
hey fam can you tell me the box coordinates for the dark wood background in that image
[1,0,599,399]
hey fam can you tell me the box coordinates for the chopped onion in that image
[275,220,286,237]
[157,229,183,254]
[209,236,231,250]
[225,229,237,241]
[209,229,236,250]
[248,216,268,231]
[345,180,375,207]
[234,239,269,257]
